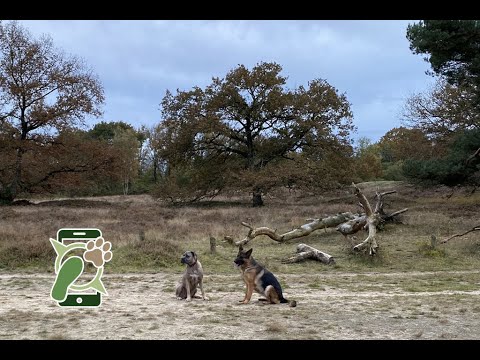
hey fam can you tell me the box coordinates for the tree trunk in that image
[9,106,28,202]
[235,212,356,246]
[351,183,381,255]
[152,152,158,183]
[252,188,264,207]
[123,176,129,195]
[336,190,408,238]
[282,243,335,264]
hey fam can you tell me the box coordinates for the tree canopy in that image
[155,62,355,206]
[407,20,480,107]
[402,78,480,139]
[0,21,104,202]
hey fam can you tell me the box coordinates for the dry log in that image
[282,243,335,264]
[336,215,367,238]
[235,212,357,246]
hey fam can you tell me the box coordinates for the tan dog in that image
[176,251,208,302]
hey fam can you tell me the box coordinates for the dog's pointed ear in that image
[245,248,253,258]
[191,251,196,259]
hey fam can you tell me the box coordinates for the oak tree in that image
[0,21,104,202]
[402,79,479,140]
[157,62,354,206]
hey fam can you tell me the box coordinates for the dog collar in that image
[188,260,197,267]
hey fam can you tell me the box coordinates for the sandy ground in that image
[1,271,480,340]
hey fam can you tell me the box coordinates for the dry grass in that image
[0,181,479,274]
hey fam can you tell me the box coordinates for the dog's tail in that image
[280,297,297,307]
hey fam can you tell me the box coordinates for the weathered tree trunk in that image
[336,190,408,238]
[152,152,158,183]
[282,243,335,264]
[235,212,356,246]
[252,188,264,207]
[351,183,381,255]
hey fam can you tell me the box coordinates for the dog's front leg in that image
[242,283,254,304]
[239,278,248,303]
[199,279,209,301]
[185,279,192,302]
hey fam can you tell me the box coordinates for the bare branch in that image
[352,182,373,216]
[440,225,480,244]
[382,208,409,221]
[466,147,480,165]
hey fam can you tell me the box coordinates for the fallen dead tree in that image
[282,243,335,264]
[235,212,357,246]
[234,184,407,250]
[336,189,408,239]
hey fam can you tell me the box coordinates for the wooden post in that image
[209,236,216,254]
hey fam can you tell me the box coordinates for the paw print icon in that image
[84,237,113,268]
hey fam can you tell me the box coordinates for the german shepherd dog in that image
[234,246,296,307]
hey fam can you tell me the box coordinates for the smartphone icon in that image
[57,228,102,307]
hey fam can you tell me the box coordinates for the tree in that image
[407,20,480,106]
[0,21,104,202]
[402,79,479,139]
[403,128,480,186]
[87,121,146,195]
[88,121,145,143]
[353,137,382,181]
[158,62,354,206]
[0,129,120,199]
[111,128,140,195]
[378,127,434,163]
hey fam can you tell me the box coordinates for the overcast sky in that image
[18,20,433,142]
